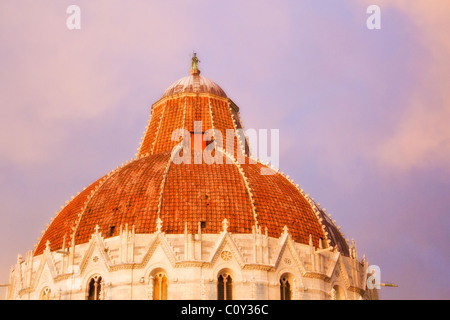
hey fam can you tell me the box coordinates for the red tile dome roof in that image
[34,56,349,256]
[35,151,348,256]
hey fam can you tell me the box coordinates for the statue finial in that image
[222,218,229,232]
[156,217,163,232]
[190,52,200,75]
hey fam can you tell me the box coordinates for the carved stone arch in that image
[144,260,172,280]
[277,270,296,300]
[39,285,52,300]
[330,283,347,300]
[85,273,103,300]
[275,266,299,281]
[81,264,107,286]
[212,262,241,283]
[216,267,234,300]
[148,267,169,300]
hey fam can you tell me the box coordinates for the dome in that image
[161,53,227,98]
[34,54,349,257]
[161,74,227,98]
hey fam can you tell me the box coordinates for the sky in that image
[0,0,449,300]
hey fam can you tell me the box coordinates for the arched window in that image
[332,285,346,300]
[153,272,168,300]
[280,276,292,300]
[87,275,102,300]
[217,272,232,300]
[40,287,51,300]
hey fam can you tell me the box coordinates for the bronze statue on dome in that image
[191,53,200,73]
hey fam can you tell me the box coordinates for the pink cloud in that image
[373,1,450,174]
[0,1,193,166]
